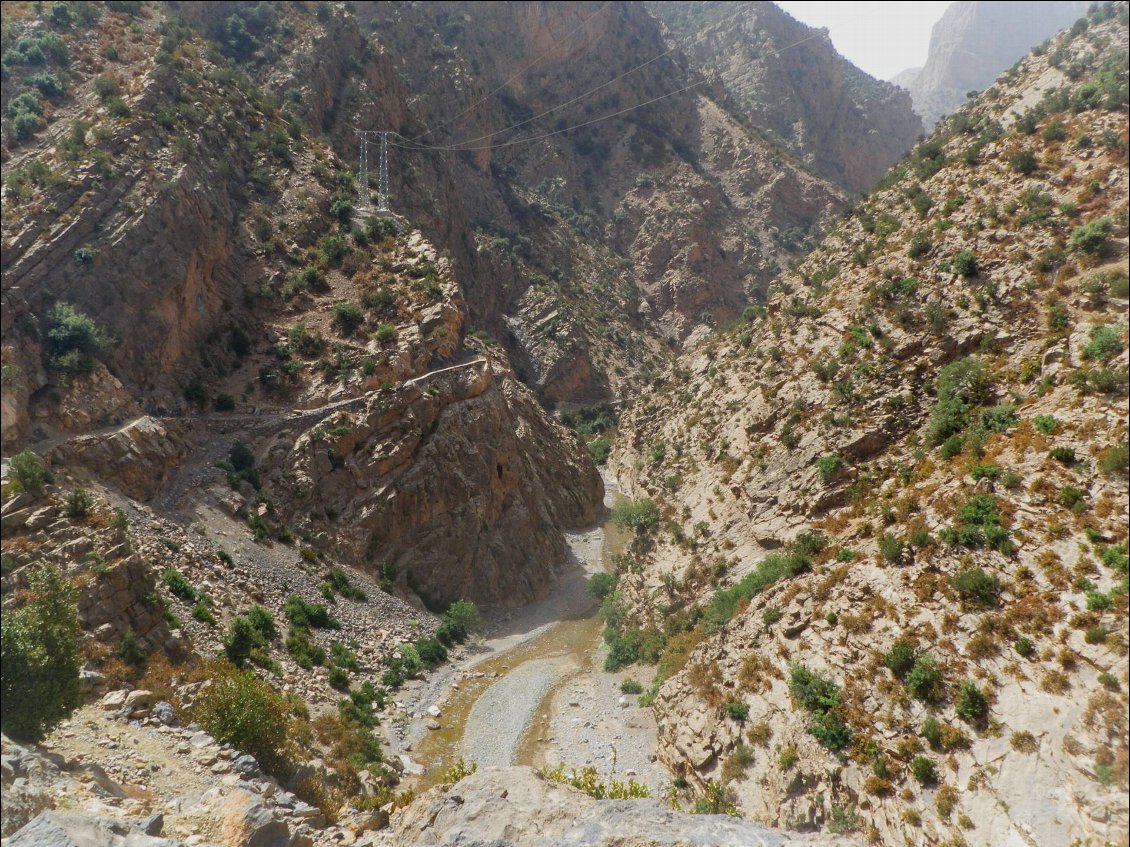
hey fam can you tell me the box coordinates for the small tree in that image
[954,680,988,722]
[587,572,618,601]
[0,567,83,742]
[905,655,945,703]
[10,450,52,495]
[331,302,364,336]
[195,662,292,776]
[952,250,978,277]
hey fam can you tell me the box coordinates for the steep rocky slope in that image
[901,0,1090,130]
[610,6,1129,845]
[336,1,845,403]
[649,1,923,195]
[1,2,601,608]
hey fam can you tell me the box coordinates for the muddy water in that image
[408,484,629,792]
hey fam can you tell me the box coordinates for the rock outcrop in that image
[371,766,860,847]
[903,0,1090,129]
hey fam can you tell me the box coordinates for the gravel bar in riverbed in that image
[462,655,580,767]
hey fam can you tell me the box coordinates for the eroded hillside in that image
[610,6,1129,845]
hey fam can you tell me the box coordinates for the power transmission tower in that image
[376,131,391,213]
[355,130,392,215]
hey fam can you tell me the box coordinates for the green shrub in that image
[789,664,840,713]
[1067,217,1112,253]
[62,487,93,519]
[324,567,367,601]
[808,709,852,751]
[10,450,52,495]
[927,357,989,446]
[587,572,618,601]
[162,567,197,603]
[1048,446,1076,464]
[610,499,660,535]
[952,250,978,276]
[192,601,217,626]
[415,636,447,667]
[910,756,938,784]
[883,639,917,677]
[331,302,364,336]
[5,91,43,119]
[1007,149,1038,174]
[328,666,350,690]
[329,196,353,224]
[286,627,325,668]
[319,233,349,267]
[905,655,945,703]
[1082,325,1124,362]
[620,679,644,695]
[371,322,397,344]
[1084,625,1108,644]
[283,595,340,630]
[815,454,845,483]
[970,463,1002,480]
[879,533,904,563]
[10,110,41,141]
[1098,442,1129,476]
[44,303,111,377]
[1033,414,1058,434]
[949,567,1001,607]
[1059,486,1086,511]
[117,628,147,667]
[1086,591,1112,611]
[444,600,481,636]
[93,74,120,99]
[907,232,932,258]
[29,71,65,98]
[195,663,292,776]
[724,701,749,721]
[703,546,811,632]
[980,404,1016,432]
[921,716,944,748]
[223,615,260,666]
[954,680,988,722]
[939,494,1013,554]
[940,434,964,458]
[1014,636,1035,658]
[0,567,83,742]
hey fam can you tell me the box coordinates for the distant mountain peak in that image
[907,0,1089,129]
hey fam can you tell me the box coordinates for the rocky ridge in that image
[610,7,1129,845]
[649,1,923,194]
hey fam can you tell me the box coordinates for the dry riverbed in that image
[389,474,668,794]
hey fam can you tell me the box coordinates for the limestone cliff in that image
[905,0,1091,130]
[649,1,923,194]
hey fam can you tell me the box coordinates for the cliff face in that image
[905,0,1091,130]
[332,1,844,403]
[650,1,923,195]
[611,7,1129,844]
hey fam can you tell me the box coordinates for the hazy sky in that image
[776,1,953,81]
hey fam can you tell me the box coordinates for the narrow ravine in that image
[394,472,668,794]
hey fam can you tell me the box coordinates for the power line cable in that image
[392,30,823,154]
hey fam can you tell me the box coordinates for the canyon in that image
[1,2,1127,847]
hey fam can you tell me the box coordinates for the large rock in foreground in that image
[369,767,859,847]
